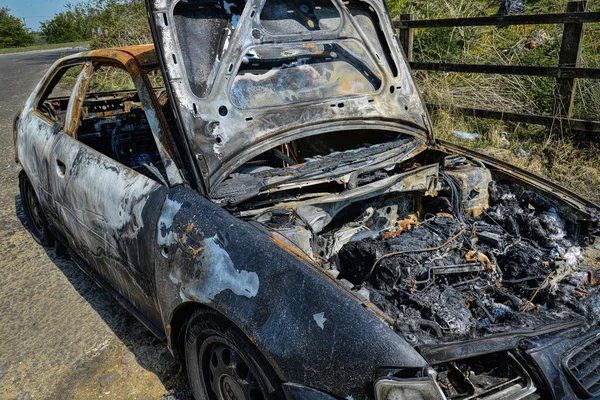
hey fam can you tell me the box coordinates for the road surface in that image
[0,48,190,399]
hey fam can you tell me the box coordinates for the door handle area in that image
[56,159,66,177]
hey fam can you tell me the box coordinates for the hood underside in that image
[146,0,431,191]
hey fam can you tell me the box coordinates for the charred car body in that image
[13,0,600,399]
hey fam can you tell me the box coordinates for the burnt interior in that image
[77,95,164,173]
[221,131,600,346]
[41,90,169,181]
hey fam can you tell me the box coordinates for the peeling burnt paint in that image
[171,234,260,303]
[313,312,327,329]
[157,197,182,246]
[153,186,426,398]
[157,196,260,303]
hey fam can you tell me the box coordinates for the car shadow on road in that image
[14,195,192,399]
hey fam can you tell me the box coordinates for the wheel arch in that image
[155,186,426,398]
[167,302,278,370]
[167,300,210,361]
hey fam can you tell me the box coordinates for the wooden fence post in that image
[553,1,588,129]
[399,14,414,61]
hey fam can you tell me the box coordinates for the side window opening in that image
[36,64,84,123]
[75,64,168,183]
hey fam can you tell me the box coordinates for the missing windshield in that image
[230,41,383,109]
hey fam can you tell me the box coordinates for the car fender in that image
[154,186,426,398]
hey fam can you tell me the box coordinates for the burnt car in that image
[13,0,600,399]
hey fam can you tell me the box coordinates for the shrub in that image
[90,0,151,49]
[0,8,34,48]
[39,0,150,47]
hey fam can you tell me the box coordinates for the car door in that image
[48,60,172,327]
[17,61,86,227]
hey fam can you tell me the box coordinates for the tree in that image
[0,8,34,48]
[40,0,151,46]
[90,0,151,49]
[40,3,92,44]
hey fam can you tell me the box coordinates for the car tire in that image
[19,172,54,247]
[184,310,283,400]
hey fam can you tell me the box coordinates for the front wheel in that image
[185,310,282,400]
[19,172,54,247]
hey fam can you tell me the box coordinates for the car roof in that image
[70,44,158,68]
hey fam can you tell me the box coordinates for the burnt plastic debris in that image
[337,181,598,342]
[499,0,527,15]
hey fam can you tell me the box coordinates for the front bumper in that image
[284,326,600,400]
[377,325,600,400]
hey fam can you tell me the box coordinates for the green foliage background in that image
[0,8,34,48]
[40,0,150,46]
[387,0,600,121]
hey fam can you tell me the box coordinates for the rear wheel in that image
[185,310,282,400]
[19,172,54,247]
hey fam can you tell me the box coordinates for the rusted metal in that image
[88,45,159,68]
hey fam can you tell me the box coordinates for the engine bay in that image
[222,131,600,346]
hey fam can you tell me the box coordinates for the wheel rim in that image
[23,179,44,237]
[201,341,267,400]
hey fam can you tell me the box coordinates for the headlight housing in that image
[374,371,446,400]
[375,352,538,400]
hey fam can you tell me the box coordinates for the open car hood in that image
[146,0,432,192]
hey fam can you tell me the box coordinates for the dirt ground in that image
[0,49,192,399]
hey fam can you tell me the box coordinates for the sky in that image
[1,0,70,31]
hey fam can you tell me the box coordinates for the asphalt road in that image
[0,49,190,399]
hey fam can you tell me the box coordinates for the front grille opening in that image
[564,334,600,397]
[433,352,538,399]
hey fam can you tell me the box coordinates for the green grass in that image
[0,41,90,55]
[386,0,600,204]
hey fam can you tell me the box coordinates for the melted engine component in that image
[336,180,600,342]
[244,150,600,343]
[434,352,537,399]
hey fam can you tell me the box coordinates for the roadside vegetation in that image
[387,0,600,204]
[40,0,150,47]
[0,8,35,48]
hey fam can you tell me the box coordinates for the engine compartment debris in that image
[226,132,600,345]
